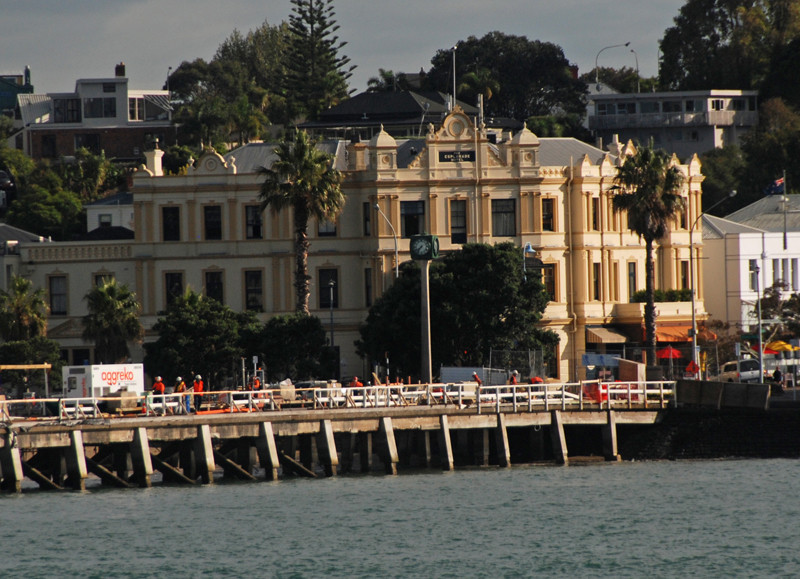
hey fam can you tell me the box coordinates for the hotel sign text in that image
[439,150,476,163]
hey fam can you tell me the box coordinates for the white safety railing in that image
[0,380,676,421]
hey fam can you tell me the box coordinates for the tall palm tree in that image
[258,130,345,314]
[82,279,144,363]
[0,275,49,341]
[612,145,685,367]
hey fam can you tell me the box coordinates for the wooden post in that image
[255,422,280,481]
[65,430,88,490]
[379,416,398,475]
[495,413,511,468]
[478,429,490,466]
[550,410,569,465]
[439,415,454,471]
[194,424,216,484]
[130,427,154,487]
[602,410,621,461]
[0,433,23,493]
[317,419,339,477]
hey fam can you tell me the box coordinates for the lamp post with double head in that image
[595,42,630,90]
[689,190,737,378]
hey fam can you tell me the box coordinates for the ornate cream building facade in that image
[3,109,707,382]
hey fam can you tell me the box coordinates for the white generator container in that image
[62,364,145,398]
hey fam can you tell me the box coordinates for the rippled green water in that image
[2,460,799,578]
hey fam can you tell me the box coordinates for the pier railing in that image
[0,380,674,421]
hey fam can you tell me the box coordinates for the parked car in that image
[715,359,762,383]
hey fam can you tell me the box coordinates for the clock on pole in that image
[410,234,439,260]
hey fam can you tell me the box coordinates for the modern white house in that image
[588,89,759,160]
[9,63,175,162]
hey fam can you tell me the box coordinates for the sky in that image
[1,0,687,95]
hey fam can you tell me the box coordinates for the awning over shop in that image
[587,327,628,344]
[642,325,717,342]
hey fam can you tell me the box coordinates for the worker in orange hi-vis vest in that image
[192,374,204,413]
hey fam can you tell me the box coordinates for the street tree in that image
[257,130,344,314]
[357,243,558,380]
[144,290,257,388]
[612,146,685,368]
[82,279,144,364]
[284,0,354,120]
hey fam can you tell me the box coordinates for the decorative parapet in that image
[24,244,133,262]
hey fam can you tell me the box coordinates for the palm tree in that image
[457,67,500,103]
[258,130,345,314]
[612,145,685,368]
[0,275,49,341]
[82,279,144,363]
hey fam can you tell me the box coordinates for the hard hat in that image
[176,376,182,381]
[155,376,162,381]
[195,374,202,380]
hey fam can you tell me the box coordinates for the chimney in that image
[115,62,126,77]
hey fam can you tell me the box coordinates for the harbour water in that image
[2,459,799,578]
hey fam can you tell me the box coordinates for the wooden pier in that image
[0,382,670,493]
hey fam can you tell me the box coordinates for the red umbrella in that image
[656,345,682,359]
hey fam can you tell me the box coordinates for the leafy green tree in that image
[0,275,48,341]
[162,145,195,175]
[698,145,746,214]
[82,279,144,364]
[526,113,592,140]
[612,146,685,367]
[456,67,500,103]
[55,148,120,202]
[425,32,586,120]
[6,182,83,240]
[256,313,331,381]
[357,243,558,380]
[284,0,354,120]
[659,0,800,91]
[258,130,344,314]
[144,290,257,388]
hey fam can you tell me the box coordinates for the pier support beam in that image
[317,420,339,477]
[130,427,153,487]
[359,432,373,473]
[439,415,454,471]
[194,424,216,484]
[495,414,511,468]
[0,433,23,493]
[65,430,88,490]
[255,422,280,481]
[602,411,621,461]
[379,417,398,475]
[550,410,569,466]
[422,431,432,468]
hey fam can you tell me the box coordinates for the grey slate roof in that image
[538,138,613,166]
[0,223,49,242]
[226,140,347,174]
[702,214,764,240]
[724,194,800,232]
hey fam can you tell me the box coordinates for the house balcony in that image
[588,110,758,131]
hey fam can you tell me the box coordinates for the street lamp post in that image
[630,48,640,93]
[752,263,764,381]
[690,190,736,378]
[595,42,630,89]
[522,242,538,282]
[328,279,336,349]
[375,203,399,278]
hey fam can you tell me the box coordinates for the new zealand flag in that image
[764,177,785,195]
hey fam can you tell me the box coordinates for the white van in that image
[715,359,762,383]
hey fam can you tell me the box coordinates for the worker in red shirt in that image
[192,374,204,413]
[152,376,165,396]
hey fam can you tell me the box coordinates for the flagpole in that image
[784,169,788,251]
